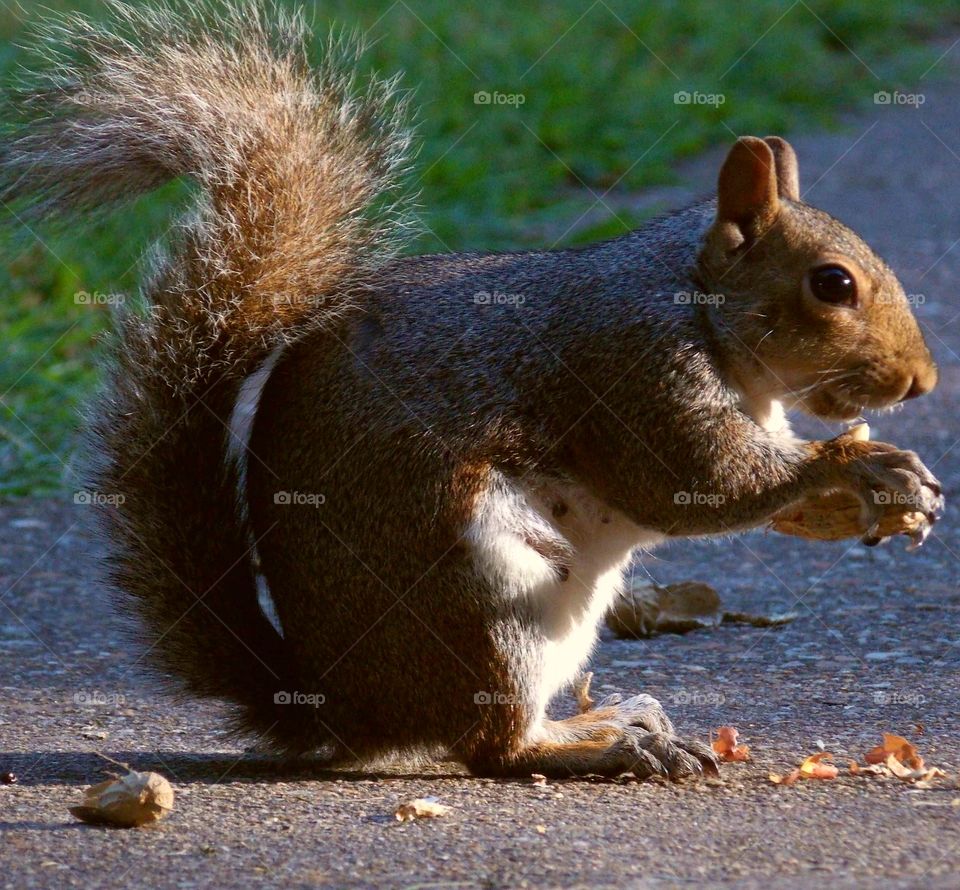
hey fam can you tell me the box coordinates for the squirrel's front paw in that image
[810,430,944,548]
[844,442,943,546]
[610,729,720,780]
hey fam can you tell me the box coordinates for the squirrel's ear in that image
[763,136,800,201]
[715,136,780,243]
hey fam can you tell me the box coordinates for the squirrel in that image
[2,1,943,780]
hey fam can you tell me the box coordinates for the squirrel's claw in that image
[613,730,720,781]
[906,519,933,552]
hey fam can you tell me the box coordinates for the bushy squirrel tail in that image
[1,0,415,747]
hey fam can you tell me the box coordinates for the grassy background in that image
[1,0,958,496]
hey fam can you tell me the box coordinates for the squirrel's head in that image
[697,135,936,423]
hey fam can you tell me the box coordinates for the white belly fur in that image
[465,471,663,731]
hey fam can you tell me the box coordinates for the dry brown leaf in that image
[913,769,948,789]
[883,755,945,784]
[856,734,946,785]
[772,753,838,786]
[849,760,886,777]
[711,726,751,762]
[394,797,450,822]
[865,733,924,770]
[799,752,839,780]
[607,581,795,638]
[885,753,921,779]
[70,770,174,828]
[720,611,798,628]
[607,581,721,637]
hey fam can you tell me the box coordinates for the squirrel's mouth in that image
[793,384,866,422]
[800,383,905,422]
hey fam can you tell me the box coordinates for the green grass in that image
[1,0,958,496]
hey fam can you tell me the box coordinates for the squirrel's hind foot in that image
[576,691,719,779]
[608,728,719,780]
[463,692,718,780]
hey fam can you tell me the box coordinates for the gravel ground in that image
[4,42,960,890]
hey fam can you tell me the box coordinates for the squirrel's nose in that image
[902,364,937,400]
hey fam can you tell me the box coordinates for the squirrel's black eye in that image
[809,264,857,306]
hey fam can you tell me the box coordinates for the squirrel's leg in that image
[459,692,718,779]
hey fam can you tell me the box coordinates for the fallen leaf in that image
[848,738,947,785]
[711,726,750,762]
[394,797,450,822]
[799,752,838,779]
[849,761,886,777]
[607,581,721,637]
[769,769,801,786]
[884,755,946,784]
[607,582,796,638]
[721,611,798,628]
[865,733,924,770]
[70,770,174,828]
[912,772,947,790]
[885,753,919,779]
